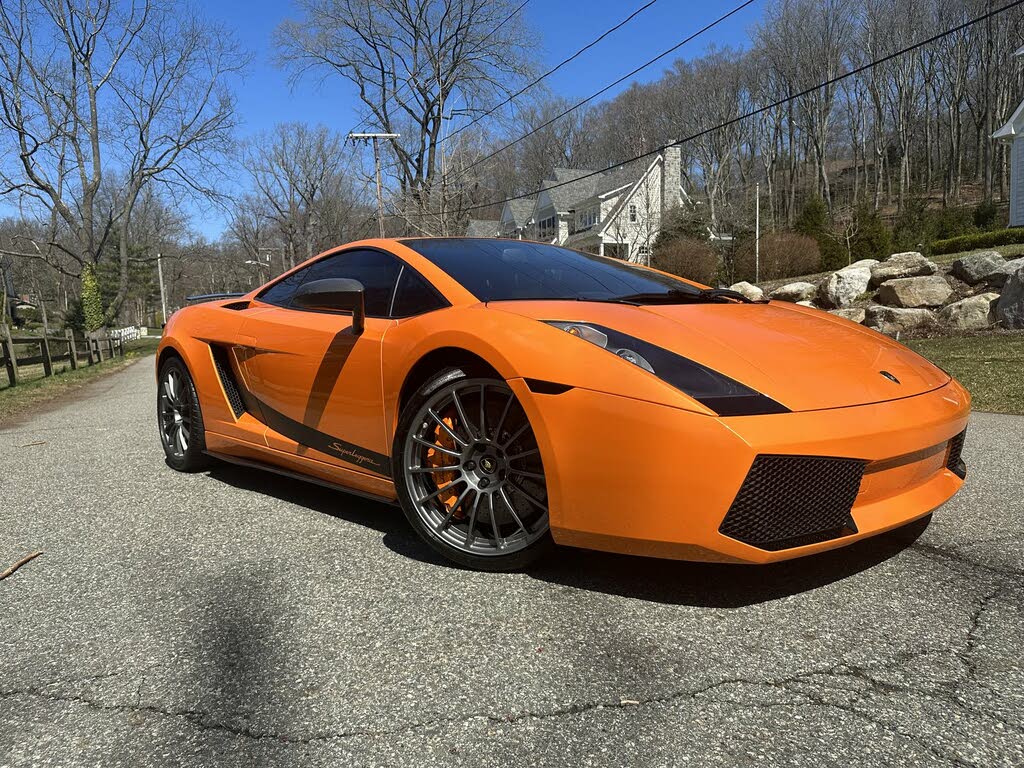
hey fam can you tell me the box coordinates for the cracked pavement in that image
[1,360,1021,767]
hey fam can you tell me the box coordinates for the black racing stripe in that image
[253,397,393,477]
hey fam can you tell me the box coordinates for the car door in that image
[240,248,403,478]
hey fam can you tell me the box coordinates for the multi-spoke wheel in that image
[395,369,553,571]
[157,356,211,472]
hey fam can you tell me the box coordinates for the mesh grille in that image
[211,346,245,419]
[719,455,865,551]
[946,429,967,479]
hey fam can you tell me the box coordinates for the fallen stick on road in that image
[0,551,43,581]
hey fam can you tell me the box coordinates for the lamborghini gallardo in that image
[156,238,970,571]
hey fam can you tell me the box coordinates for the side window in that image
[299,248,402,317]
[257,265,312,307]
[391,266,447,317]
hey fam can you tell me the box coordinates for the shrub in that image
[973,199,1001,230]
[650,237,719,285]
[849,205,893,263]
[653,206,711,250]
[931,228,1024,255]
[794,196,829,238]
[733,232,821,283]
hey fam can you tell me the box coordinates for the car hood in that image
[493,299,950,413]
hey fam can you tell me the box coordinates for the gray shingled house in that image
[466,147,685,263]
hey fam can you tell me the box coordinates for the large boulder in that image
[769,281,817,303]
[819,267,871,308]
[995,265,1024,329]
[843,258,880,271]
[729,281,764,302]
[869,252,939,287]
[865,306,938,336]
[950,250,1006,285]
[876,275,953,308]
[985,256,1024,289]
[939,293,1000,330]
[830,307,866,324]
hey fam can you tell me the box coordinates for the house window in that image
[577,208,598,229]
[638,244,650,257]
[538,216,557,240]
[629,204,638,223]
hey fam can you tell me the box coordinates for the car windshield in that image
[402,238,705,304]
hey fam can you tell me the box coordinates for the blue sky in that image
[0,1,764,240]
[207,0,763,143]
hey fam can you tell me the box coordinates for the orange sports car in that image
[156,238,970,571]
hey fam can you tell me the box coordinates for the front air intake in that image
[946,429,967,479]
[719,455,865,551]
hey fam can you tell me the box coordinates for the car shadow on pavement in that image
[205,464,930,608]
[206,463,452,563]
[523,516,931,608]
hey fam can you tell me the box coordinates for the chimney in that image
[662,144,682,212]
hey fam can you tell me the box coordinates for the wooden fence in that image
[1,326,127,388]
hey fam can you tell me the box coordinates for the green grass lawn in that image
[931,242,1024,266]
[907,332,1024,415]
[0,337,160,425]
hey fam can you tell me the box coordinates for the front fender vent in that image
[719,455,865,551]
[210,345,245,419]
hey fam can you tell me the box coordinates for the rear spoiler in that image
[185,292,245,303]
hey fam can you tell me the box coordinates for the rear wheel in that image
[394,369,553,571]
[157,356,212,472]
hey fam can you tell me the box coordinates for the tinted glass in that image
[259,248,403,317]
[402,238,702,302]
[258,266,309,306]
[391,267,447,317]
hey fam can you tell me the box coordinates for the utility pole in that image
[157,252,168,325]
[754,183,761,284]
[348,132,400,238]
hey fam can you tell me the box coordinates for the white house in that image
[993,46,1024,226]
[994,96,1024,227]
[499,198,535,239]
[465,146,688,263]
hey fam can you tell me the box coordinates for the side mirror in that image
[292,278,366,334]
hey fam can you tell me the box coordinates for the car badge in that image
[879,370,900,384]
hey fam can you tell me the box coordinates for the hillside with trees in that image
[2,0,1023,329]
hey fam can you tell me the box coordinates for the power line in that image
[457,0,1024,215]
[451,0,758,182]
[442,0,662,147]
[348,0,532,134]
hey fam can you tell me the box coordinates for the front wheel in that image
[394,369,553,571]
[157,356,212,472]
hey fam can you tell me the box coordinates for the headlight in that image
[547,322,655,373]
[545,321,789,416]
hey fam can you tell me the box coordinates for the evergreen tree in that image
[81,264,105,332]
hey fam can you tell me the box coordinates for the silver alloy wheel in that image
[402,378,549,557]
[159,367,192,458]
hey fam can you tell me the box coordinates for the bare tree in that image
[240,123,367,269]
[0,0,244,324]
[275,0,535,213]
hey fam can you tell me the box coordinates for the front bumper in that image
[510,378,970,564]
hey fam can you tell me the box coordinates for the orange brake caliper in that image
[427,414,462,516]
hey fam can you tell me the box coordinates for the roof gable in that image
[995,97,1024,141]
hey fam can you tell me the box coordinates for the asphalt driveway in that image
[1,359,1021,767]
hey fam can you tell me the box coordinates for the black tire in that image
[393,367,555,572]
[157,356,212,472]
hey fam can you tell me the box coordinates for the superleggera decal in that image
[253,398,393,477]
